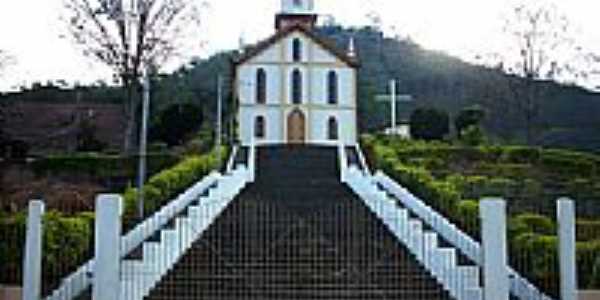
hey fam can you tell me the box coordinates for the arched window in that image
[255,116,266,139]
[292,38,302,62]
[327,71,338,105]
[292,69,302,104]
[328,117,339,140]
[256,68,266,104]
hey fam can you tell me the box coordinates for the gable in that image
[235,25,359,68]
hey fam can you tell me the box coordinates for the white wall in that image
[237,65,282,105]
[239,106,283,145]
[237,30,357,146]
[310,109,357,145]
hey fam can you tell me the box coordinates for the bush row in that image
[122,147,225,219]
[30,153,179,179]
[0,211,93,286]
[362,135,600,288]
[363,134,600,179]
[0,147,225,286]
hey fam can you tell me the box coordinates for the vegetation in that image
[121,146,225,220]
[62,0,206,152]
[362,134,600,289]
[150,103,204,146]
[0,147,224,286]
[408,107,450,141]
[455,105,486,138]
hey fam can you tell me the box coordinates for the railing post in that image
[338,143,347,183]
[248,143,256,182]
[23,200,45,300]
[480,198,509,300]
[557,198,577,300]
[93,194,122,300]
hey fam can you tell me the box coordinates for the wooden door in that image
[287,110,306,144]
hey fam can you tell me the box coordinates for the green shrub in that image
[457,200,480,234]
[502,146,541,164]
[409,107,450,141]
[121,147,224,219]
[460,125,486,146]
[478,177,519,198]
[509,214,556,237]
[576,220,600,242]
[0,211,93,285]
[151,103,204,147]
[577,240,600,288]
[455,105,486,137]
[31,153,178,179]
[541,149,596,178]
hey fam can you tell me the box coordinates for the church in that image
[234,0,359,146]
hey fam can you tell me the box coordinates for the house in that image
[234,0,359,146]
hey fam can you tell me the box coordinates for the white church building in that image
[234,0,359,146]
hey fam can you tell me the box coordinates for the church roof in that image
[233,24,360,68]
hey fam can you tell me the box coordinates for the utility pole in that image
[137,66,150,220]
[216,74,223,165]
[390,79,397,133]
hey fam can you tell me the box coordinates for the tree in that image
[409,107,450,141]
[62,0,207,152]
[496,1,583,144]
[455,105,486,137]
[151,103,203,146]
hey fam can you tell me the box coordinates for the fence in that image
[345,166,581,300]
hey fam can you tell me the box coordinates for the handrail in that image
[45,171,222,300]
[226,145,239,173]
[120,172,220,256]
[249,143,256,182]
[372,171,554,300]
[355,143,372,177]
[337,143,348,182]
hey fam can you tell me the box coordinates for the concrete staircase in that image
[143,146,453,300]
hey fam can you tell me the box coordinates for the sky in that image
[0,0,599,92]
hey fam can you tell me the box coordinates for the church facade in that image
[234,0,359,146]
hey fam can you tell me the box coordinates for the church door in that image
[287,110,306,144]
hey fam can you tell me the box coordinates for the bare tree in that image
[62,0,207,152]
[496,1,585,144]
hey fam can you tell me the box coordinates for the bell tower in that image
[276,0,317,31]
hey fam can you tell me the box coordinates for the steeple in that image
[276,0,317,31]
[281,0,314,14]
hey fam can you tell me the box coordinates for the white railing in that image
[120,166,249,300]
[337,143,348,182]
[369,170,554,300]
[345,167,482,300]
[226,145,239,173]
[44,166,250,300]
[355,143,372,176]
[249,143,256,182]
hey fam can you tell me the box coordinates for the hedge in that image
[363,135,600,289]
[540,149,597,178]
[30,153,179,179]
[122,147,225,218]
[0,147,225,286]
[0,211,93,286]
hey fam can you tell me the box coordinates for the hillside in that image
[175,25,600,151]
[315,26,600,151]
[2,26,599,152]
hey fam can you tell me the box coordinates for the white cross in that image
[375,80,414,133]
